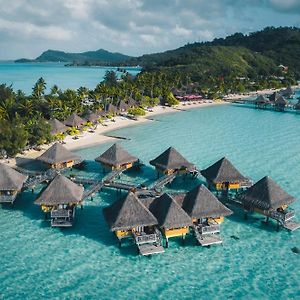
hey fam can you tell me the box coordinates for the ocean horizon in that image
[0,62,141,94]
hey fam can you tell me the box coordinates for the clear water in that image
[1,104,300,299]
[0,62,140,94]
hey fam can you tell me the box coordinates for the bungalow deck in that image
[193,224,223,246]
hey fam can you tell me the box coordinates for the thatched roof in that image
[295,100,300,110]
[201,157,247,184]
[82,111,99,122]
[103,192,157,231]
[255,95,269,104]
[48,119,67,135]
[105,103,118,114]
[150,147,194,171]
[64,113,86,127]
[0,163,28,191]
[147,193,191,229]
[37,142,82,165]
[281,86,293,97]
[95,143,138,166]
[275,95,288,106]
[269,92,280,102]
[127,98,138,107]
[239,176,296,210]
[35,174,83,205]
[181,184,232,218]
[117,100,129,111]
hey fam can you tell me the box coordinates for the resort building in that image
[0,163,28,204]
[103,192,164,255]
[35,174,84,227]
[127,98,138,108]
[201,157,251,191]
[238,176,300,231]
[179,184,232,246]
[64,113,86,128]
[117,100,129,112]
[95,143,139,171]
[48,119,67,135]
[105,103,119,115]
[147,193,191,247]
[269,92,280,103]
[37,142,82,169]
[254,95,270,109]
[82,111,99,123]
[274,95,288,111]
[150,147,196,176]
[281,86,294,99]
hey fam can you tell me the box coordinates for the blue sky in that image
[0,0,299,59]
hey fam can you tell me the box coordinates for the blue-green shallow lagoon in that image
[1,105,300,299]
[0,62,140,94]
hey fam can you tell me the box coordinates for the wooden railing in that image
[198,224,220,235]
[134,233,157,245]
[51,209,72,218]
[0,195,16,203]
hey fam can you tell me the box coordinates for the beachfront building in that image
[37,142,82,169]
[95,143,139,172]
[0,163,28,204]
[105,103,119,115]
[82,111,100,124]
[64,113,86,128]
[103,192,164,255]
[201,157,251,192]
[147,193,191,247]
[117,100,129,112]
[180,184,232,246]
[35,174,84,227]
[150,147,197,176]
[127,98,138,108]
[238,176,300,231]
[274,95,288,111]
[48,119,68,136]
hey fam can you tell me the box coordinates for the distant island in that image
[15,49,133,65]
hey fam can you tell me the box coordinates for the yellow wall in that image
[215,182,241,190]
[49,160,75,169]
[163,227,189,238]
[115,230,132,238]
[208,217,224,224]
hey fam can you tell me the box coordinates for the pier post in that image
[266,217,269,224]
[244,212,248,220]
[182,234,186,246]
[166,238,169,248]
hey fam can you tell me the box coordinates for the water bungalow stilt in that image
[150,147,198,176]
[147,193,191,248]
[237,176,300,231]
[47,118,68,135]
[254,95,270,109]
[103,192,164,255]
[0,163,28,204]
[37,142,82,169]
[64,113,86,128]
[35,174,84,227]
[95,143,140,172]
[178,184,232,246]
[201,157,252,193]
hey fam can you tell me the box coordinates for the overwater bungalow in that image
[269,92,280,103]
[0,163,28,204]
[37,142,82,169]
[281,86,294,99]
[254,95,270,109]
[64,113,86,128]
[150,147,196,176]
[103,192,164,255]
[294,100,300,111]
[35,174,84,227]
[201,157,251,192]
[179,184,232,246]
[147,193,191,247]
[95,143,139,172]
[117,100,129,112]
[48,119,68,135]
[237,176,300,231]
[274,95,288,111]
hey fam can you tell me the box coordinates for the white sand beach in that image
[1,101,226,167]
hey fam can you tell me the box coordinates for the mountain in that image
[15,49,132,64]
[126,27,300,79]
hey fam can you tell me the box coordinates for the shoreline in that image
[3,101,226,167]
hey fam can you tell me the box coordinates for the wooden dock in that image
[138,244,165,256]
[151,173,177,191]
[193,225,223,246]
[283,220,300,231]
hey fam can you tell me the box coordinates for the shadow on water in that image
[15,157,46,171]
[225,204,280,233]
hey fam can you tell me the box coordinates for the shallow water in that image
[1,104,300,299]
[0,62,140,94]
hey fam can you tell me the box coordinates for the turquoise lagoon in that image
[0,62,140,94]
[0,104,300,299]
